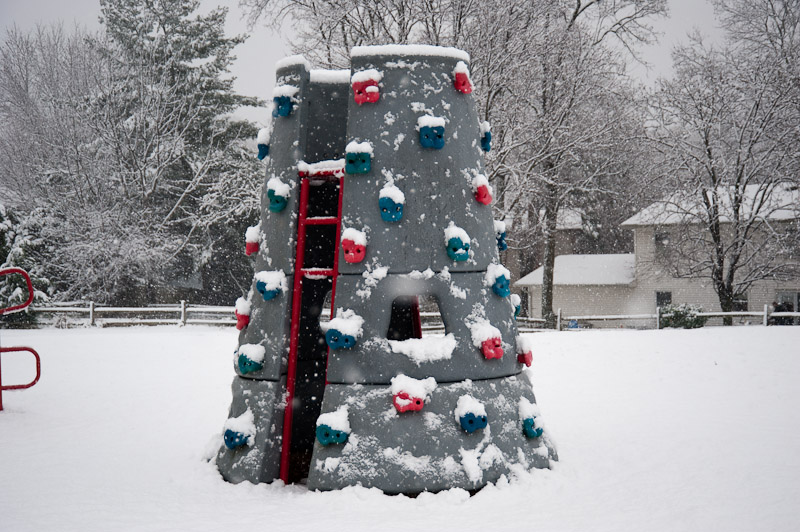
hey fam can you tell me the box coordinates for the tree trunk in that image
[541,183,558,328]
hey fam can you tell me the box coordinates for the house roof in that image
[621,184,800,227]
[515,254,636,287]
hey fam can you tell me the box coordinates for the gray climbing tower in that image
[215,45,557,494]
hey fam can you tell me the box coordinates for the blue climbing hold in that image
[345,152,371,174]
[256,280,281,301]
[257,143,269,160]
[272,96,293,117]
[481,131,492,152]
[419,125,445,149]
[325,328,357,350]
[446,237,470,261]
[459,413,488,433]
[514,303,521,319]
[522,418,543,438]
[492,275,511,298]
[267,189,288,213]
[223,429,250,449]
[379,196,404,222]
[237,354,263,375]
[496,230,508,251]
[316,424,349,446]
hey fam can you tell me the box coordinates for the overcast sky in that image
[1,0,722,126]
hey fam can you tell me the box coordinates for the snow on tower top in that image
[310,69,351,83]
[416,115,447,129]
[351,69,383,84]
[316,406,350,432]
[256,127,270,145]
[390,374,437,400]
[454,395,486,420]
[379,183,405,204]
[275,55,311,71]
[238,343,267,363]
[272,85,300,98]
[351,44,470,62]
[345,140,374,155]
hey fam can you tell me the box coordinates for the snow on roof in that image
[309,69,351,84]
[622,184,800,227]
[351,44,469,62]
[515,254,636,287]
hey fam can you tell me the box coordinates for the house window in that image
[656,291,672,308]
[654,231,670,260]
[732,292,748,312]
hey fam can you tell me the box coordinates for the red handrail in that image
[0,347,41,411]
[0,267,35,315]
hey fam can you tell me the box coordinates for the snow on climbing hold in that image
[379,184,405,222]
[316,406,350,446]
[516,335,534,367]
[234,297,251,330]
[390,374,437,413]
[237,343,266,375]
[267,177,291,213]
[254,270,287,301]
[245,225,260,256]
[455,395,487,433]
[223,409,256,449]
[485,263,511,298]
[256,127,270,160]
[471,321,504,360]
[417,116,446,149]
[444,222,470,261]
[480,121,491,152]
[345,140,373,174]
[472,174,493,205]
[272,85,299,117]
[351,69,382,105]
[322,309,364,350]
[510,293,522,319]
[519,397,544,438]
[341,227,367,263]
[494,219,508,251]
[453,61,473,94]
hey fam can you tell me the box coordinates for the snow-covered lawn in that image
[1,326,798,531]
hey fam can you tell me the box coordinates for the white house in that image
[516,185,800,326]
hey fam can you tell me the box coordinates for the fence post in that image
[89,301,95,326]
[180,300,187,326]
[556,308,562,331]
[763,304,769,327]
[656,306,661,330]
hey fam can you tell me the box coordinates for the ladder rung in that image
[304,217,340,225]
[301,268,335,277]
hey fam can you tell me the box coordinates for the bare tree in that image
[648,35,800,323]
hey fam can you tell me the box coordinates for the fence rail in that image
[9,302,800,331]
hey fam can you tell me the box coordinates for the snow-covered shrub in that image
[659,303,708,329]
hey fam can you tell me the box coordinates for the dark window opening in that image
[656,291,672,308]
[387,295,444,340]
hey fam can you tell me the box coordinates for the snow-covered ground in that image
[1,326,798,531]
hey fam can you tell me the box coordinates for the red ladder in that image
[279,165,345,482]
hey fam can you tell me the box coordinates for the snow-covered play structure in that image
[215,45,557,493]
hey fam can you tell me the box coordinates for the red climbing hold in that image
[353,80,380,105]
[342,239,366,263]
[245,241,259,256]
[474,184,492,205]
[393,391,425,413]
[481,337,504,359]
[517,351,533,367]
[235,310,250,330]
